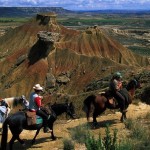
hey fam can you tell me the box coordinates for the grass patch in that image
[124,118,150,149]
[118,140,133,150]
[69,121,149,150]
[70,124,90,144]
[85,125,134,150]
[63,138,75,150]
[125,118,147,139]
[145,112,150,119]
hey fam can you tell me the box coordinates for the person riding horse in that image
[0,95,28,123]
[109,72,126,113]
[0,99,9,123]
[0,99,8,109]
[28,84,51,133]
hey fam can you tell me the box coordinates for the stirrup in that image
[47,115,50,120]
[43,127,52,133]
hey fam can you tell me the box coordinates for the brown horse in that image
[83,78,141,126]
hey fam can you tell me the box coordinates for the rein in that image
[13,97,19,107]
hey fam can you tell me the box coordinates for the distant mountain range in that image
[0,7,150,17]
[0,7,74,17]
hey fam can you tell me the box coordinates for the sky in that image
[0,0,150,10]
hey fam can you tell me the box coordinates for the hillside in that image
[0,12,149,98]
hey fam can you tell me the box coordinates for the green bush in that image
[85,133,105,150]
[145,112,150,119]
[118,140,133,150]
[124,118,134,130]
[124,117,150,149]
[63,138,74,150]
[125,118,147,140]
[70,124,89,144]
[85,125,120,150]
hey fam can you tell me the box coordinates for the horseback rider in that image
[29,84,51,133]
[0,98,9,122]
[109,72,126,113]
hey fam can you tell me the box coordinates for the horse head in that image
[65,101,76,119]
[126,77,141,91]
[18,95,29,109]
[125,77,141,102]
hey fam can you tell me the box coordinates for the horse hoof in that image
[31,140,35,145]
[92,122,98,129]
[120,118,124,122]
[22,143,26,147]
[52,137,57,140]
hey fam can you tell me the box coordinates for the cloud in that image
[0,0,149,10]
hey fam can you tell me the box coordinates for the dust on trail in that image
[0,102,150,150]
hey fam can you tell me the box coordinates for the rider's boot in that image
[43,126,52,133]
[43,117,52,133]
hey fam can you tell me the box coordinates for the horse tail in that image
[83,95,96,121]
[1,118,9,150]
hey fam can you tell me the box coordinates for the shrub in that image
[124,118,134,130]
[131,123,146,139]
[85,125,120,150]
[145,112,150,119]
[85,133,105,150]
[118,140,133,150]
[70,124,89,144]
[63,138,74,150]
[124,118,150,149]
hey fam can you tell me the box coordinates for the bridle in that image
[66,103,76,119]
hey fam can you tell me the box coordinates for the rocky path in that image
[0,102,150,150]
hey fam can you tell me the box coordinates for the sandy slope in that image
[0,102,150,150]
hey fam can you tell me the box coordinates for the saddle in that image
[26,111,43,126]
[26,111,36,125]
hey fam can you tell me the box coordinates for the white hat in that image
[33,84,43,91]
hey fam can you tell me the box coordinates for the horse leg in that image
[49,123,56,140]
[93,112,97,124]
[9,135,17,150]
[92,110,99,127]
[120,113,124,122]
[16,135,25,147]
[120,105,128,122]
[9,127,24,150]
[120,112,127,122]
[31,129,41,145]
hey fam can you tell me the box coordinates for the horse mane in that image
[4,97,22,109]
[13,97,20,107]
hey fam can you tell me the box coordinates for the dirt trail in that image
[0,102,150,150]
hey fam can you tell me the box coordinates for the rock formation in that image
[0,12,149,97]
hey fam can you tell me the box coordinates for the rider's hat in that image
[33,84,43,91]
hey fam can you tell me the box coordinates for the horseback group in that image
[0,84,76,150]
[0,72,140,150]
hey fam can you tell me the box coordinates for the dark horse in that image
[83,78,141,126]
[1,101,76,150]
